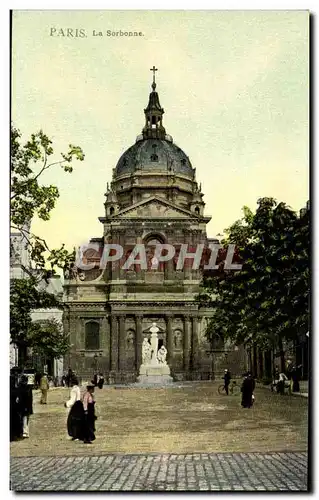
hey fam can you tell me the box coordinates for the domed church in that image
[63,70,219,383]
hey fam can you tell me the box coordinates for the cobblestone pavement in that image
[10,451,308,491]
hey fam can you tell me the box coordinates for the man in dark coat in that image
[97,373,104,389]
[223,369,231,395]
[291,365,302,392]
[18,375,33,438]
[92,373,98,387]
[10,373,22,441]
[241,372,255,408]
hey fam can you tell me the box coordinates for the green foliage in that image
[10,278,62,347]
[198,197,310,353]
[11,125,84,274]
[28,318,70,359]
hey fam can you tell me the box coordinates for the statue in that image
[70,264,78,279]
[137,322,173,384]
[157,345,167,365]
[142,338,152,365]
[150,323,159,364]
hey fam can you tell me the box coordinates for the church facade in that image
[63,74,223,383]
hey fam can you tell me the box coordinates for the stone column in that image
[165,314,174,365]
[101,315,109,350]
[110,314,119,371]
[78,317,84,349]
[118,315,126,371]
[183,315,191,372]
[112,231,120,280]
[135,314,143,370]
[118,231,125,280]
[191,315,199,371]
[165,258,174,281]
[136,232,143,281]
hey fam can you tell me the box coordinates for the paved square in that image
[10,382,308,491]
[10,452,308,491]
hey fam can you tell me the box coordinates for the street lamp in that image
[94,353,98,372]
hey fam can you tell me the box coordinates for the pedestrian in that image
[92,373,98,387]
[223,369,231,395]
[39,372,49,404]
[97,372,104,389]
[278,371,288,395]
[291,365,301,392]
[82,384,97,444]
[18,375,33,438]
[10,372,22,441]
[65,377,84,441]
[34,372,41,390]
[241,372,255,408]
[66,368,74,388]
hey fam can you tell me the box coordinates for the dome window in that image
[151,143,158,162]
[195,206,200,215]
[123,158,128,166]
[181,158,186,165]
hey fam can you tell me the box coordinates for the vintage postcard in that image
[10,10,309,492]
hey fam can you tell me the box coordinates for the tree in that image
[28,319,70,361]
[11,125,84,276]
[197,198,310,371]
[10,125,84,366]
[10,277,66,366]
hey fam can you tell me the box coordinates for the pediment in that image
[114,197,198,219]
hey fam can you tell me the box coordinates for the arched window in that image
[144,236,165,271]
[85,321,100,350]
[195,206,200,215]
[110,206,115,215]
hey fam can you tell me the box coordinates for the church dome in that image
[115,138,194,178]
[114,67,194,180]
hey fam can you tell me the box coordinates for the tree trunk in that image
[278,338,285,373]
[17,343,27,369]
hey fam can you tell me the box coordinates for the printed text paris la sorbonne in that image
[50,28,144,37]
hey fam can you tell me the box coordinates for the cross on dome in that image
[150,65,158,90]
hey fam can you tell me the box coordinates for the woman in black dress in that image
[241,372,255,408]
[82,385,96,444]
[65,377,84,441]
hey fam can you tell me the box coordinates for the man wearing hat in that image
[39,372,49,404]
[223,369,231,395]
[18,375,33,438]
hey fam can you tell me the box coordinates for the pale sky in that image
[12,10,309,251]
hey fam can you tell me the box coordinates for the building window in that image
[195,206,200,215]
[85,321,100,350]
[110,206,115,215]
[151,144,158,162]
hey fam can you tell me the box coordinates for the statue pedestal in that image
[137,363,174,385]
